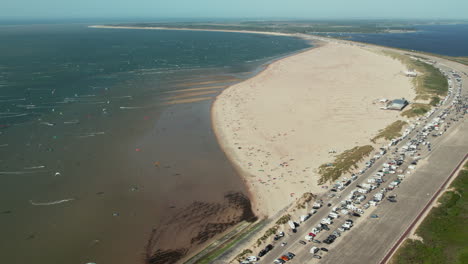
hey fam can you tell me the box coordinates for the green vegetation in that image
[429,96,441,106]
[412,60,448,97]
[318,145,374,184]
[275,214,291,225]
[256,226,279,247]
[234,249,253,263]
[402,103,432,118]
[190,221,265,264]
[295,192,317,209]
[442,56,468,66]
[372,120,407,142]
[383,51,448,97]
[391,162,468,264]
[382,51,448,119]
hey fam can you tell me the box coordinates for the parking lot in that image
[249,52,468,264]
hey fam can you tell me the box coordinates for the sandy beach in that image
[212,41,416,217]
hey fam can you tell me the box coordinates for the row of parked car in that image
[243,70,465,263]
[297,66,467,260]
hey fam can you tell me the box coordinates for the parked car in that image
[310,246,319,254]
[299,240,307,245]
[286,252,295,259]
[320,247,329,252]
[312,255,322,259]
[245,256,258,262]
[274,259,285,264]
[371,214,379,218]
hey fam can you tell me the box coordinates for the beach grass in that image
[382,51,448,97]
[402,103,432,118]
[372,120,407,143]
[234,249,253,263]
[390,162,468,264]
[443,56,468,66]
[256,225,279,247]
[295,192,317,209]
[429,96,441,106]
[275,214,291,225]
[318,145,374,184]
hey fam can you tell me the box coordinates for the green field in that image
[391,162,468,264]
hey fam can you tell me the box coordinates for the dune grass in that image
[276,214,291,225]
[256,226,279,247]
[372,120,407,143]
[402,103,432,118]
[443,56,468,66]
[318,145,374,184]
[429,96,441,106]
[391,162,468,264]
[383,51,448,97]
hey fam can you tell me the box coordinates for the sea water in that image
[326,24,468,56]
[0,23,311,264]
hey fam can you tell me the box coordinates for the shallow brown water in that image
[0,75,254,264]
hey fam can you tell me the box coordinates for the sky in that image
[2,0,468,20]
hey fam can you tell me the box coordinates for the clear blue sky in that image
[2,0,468,20]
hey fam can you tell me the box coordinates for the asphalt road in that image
[256,46,468,264]
[318,122,468,264]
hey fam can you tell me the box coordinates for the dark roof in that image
[391,99,408,105]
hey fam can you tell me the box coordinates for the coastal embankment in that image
[212,41,416,217]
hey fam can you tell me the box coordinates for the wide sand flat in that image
[212,42,415,216]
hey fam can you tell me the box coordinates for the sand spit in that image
[164,85,226,94]
[162,97,213,105]
[212,41,415,216]
[89,25,292,37]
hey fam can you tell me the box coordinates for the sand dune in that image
[212,41,415,216]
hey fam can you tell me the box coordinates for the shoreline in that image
[211,39,416,217]
[87,25,467,263]
[89,25,295,37]
[209,45,320,218]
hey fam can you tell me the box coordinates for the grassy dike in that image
[390,162,468,264]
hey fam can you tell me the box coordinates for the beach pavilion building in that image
[387,98,409,110]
